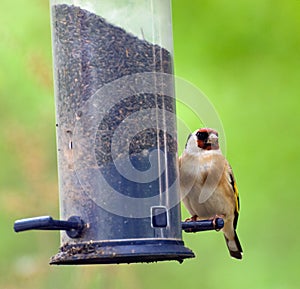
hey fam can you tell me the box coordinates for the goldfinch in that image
[179,128,243,259]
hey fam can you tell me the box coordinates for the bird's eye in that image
[196,131,208,141]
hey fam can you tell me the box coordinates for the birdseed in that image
[51,4,180,244]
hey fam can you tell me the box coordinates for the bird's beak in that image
[207,133,218,145]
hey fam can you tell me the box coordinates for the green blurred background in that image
[1,0,300,288]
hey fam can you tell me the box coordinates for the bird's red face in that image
[196,128,219,150]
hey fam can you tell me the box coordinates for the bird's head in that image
[185,128,219,154]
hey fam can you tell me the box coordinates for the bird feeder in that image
[14,0,224,265]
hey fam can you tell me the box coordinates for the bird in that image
[179,128,243,259]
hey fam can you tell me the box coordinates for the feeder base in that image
[50,239,194,265]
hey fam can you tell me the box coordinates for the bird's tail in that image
[224,231,243,260]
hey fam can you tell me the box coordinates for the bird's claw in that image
[184,215,198,222]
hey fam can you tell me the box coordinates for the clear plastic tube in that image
[50,0,193,264]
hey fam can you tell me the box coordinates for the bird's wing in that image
[228,164,240,229]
